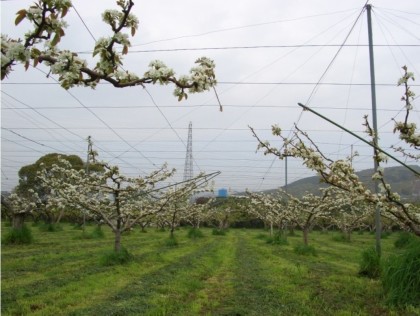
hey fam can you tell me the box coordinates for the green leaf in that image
[131,27,136,37]
[122,45,128,55]
[15,10,27,26]
[51,33,61,46]
[61,6,69,18]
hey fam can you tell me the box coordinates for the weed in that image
[212,228,227,236]
[358,247,381,279]
[294,243,317,256]
[91,226,105,239]
[3,225,33,244]
[187,228,204,239]
[255,233,268,240]
[100,247,133,266]
[266,232,288,245]
[394,232,415,249]
[332,233,351,243]
[39,223,63,232]
[382,241,420,307]
[164,236,178,247]
[381,231,391,239]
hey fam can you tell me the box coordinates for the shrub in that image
[358,247,381,279]
[266,232,288,245]
[332,233,351,243]
[394,232,416,249]
[382,241,420,307]
[39,223,63,232]
[294,244,317,256]
[255,233,268,240]
[212,228,226,236]
[381,231,391,239]
[3,225,33,244]
[91,226,105,239]
[164,236,178,247]
[187,228,204,239]
[100,247,133,266]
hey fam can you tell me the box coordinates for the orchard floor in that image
[1,223,418,315]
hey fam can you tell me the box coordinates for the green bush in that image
[187,228,204,239]
[212,228,227,236]
[394,232,416,249]
[381,241,420,307]
[358,247,381,279]
[294,244,317,256]
[255,233,268,240]
[381,231,391,239]
[39,223,63,232]
[77,226,105,240]
[332,233,351,243]
[266,232,288,245]
[3,225,33,244]
[164,236,178,247]
[91,226,105,239]
[100,247,133,266]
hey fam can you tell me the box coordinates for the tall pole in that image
[285,156,288,194]
[366,4,381,256]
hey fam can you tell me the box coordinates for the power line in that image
[76,44,420,54]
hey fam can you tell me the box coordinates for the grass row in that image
[1,224,419,315]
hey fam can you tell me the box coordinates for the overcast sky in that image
[1,0,419,193]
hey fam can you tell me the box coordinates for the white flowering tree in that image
[327,191,374,241]
[246,191,288,236]
[149,179,210,238]
[1,0,216,101]
[1,190,41,230]
[284,189,338,246]
[250,67,420,236]
[182,202,212,229]
[38,158,175,252]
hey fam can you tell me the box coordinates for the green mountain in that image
[266,165,420,202]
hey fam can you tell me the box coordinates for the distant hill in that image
[262,165,420,202]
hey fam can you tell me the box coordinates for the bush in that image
[394,232,416,249]
[212,228,227,236]
[255,233,268,240]
[382,241,420,307]
[100,247,133,266]
[332,233,351,243]
[77,226,105,240]
[266,232,288,245]
[358,247,381,279]
[294,244,317,256]
[164,236,178,247]
[3,225,33,244]
[91,226,105,239]
[381,231,391,239]
[187,228,204,239]
[39,223,63,232]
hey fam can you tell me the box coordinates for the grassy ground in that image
[1,223,418,315]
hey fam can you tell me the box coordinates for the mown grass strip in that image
[1,226,213,315]
[68,235,225,315]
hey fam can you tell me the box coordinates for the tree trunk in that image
[12,213,25,230]
[303,227,309,246]
[270,221,273,237]
[55,209,65,224]
[114,229,122,253]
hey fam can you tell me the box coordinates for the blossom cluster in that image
[2,0,217,101]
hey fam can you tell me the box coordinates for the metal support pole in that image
[285,155,288,194]
[366,4,381,256]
